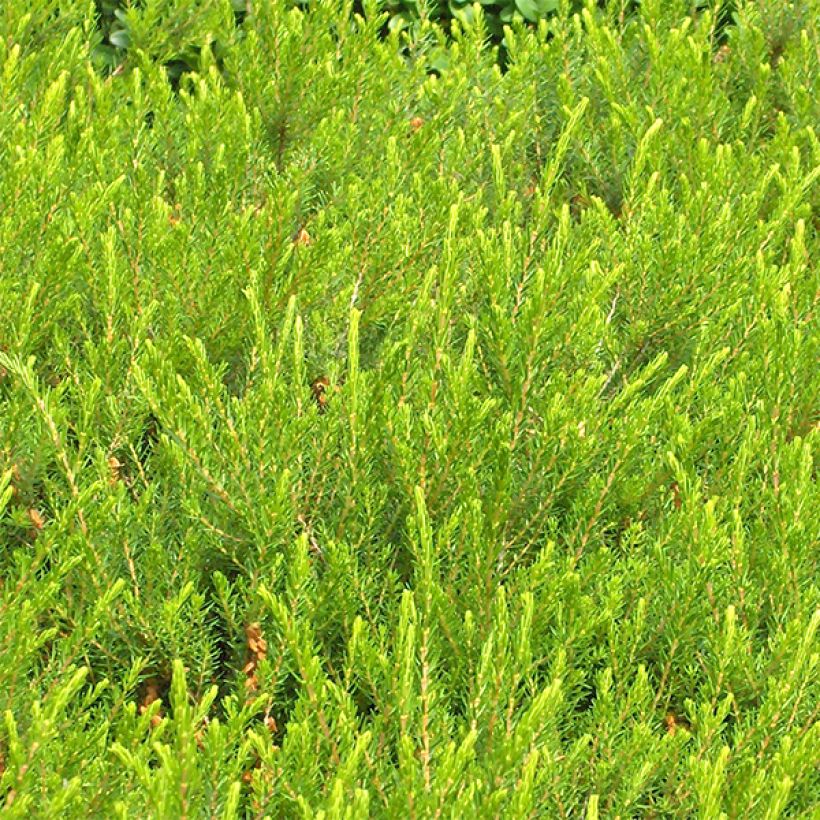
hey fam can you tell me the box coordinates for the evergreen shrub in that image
[0,0,817,816]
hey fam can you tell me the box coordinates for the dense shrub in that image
[0,0,817,816]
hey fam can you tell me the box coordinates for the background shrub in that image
[91,0,742,78]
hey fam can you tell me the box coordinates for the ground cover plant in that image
[0,0,818,816]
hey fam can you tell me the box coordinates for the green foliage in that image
[0,0,818,816]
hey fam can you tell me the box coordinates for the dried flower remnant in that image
[195,716,210,749]
[243,622,267,694]
[246,622,267,658]
[108,455,123,485]
[664,712,691,736]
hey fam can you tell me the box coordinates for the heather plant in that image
[0,0,818,817]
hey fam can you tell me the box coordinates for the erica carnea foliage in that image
[0,1,818,817]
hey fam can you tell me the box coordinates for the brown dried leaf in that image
[714,44,731,63]
[670,482,682,511]
[140,681,160,713]
[139,681,164,728]
[27,508,45,530]
[293,227,312,246]
[311,376,329,412]
[108,455,123,485]
[140,681,164,725]
[242,756,263,786]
